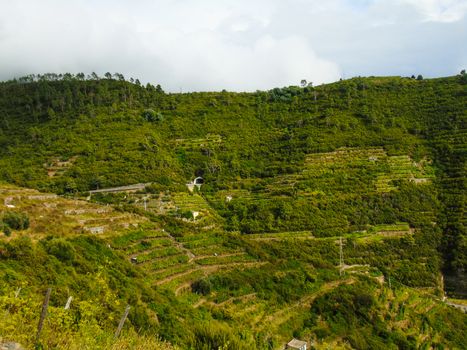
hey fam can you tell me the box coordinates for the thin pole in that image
[114,305,131,339]
[64,296,73,310]
[339,237,344,276]
[36,288,52,344]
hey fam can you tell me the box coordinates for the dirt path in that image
[175,282,192,296]
[341,264,370,271]
[250,236,314,242]
[192,293,257,309]
[164,232,195,260]
[155,267,201,286]
[193,298,207,308]
[445,301,467,312]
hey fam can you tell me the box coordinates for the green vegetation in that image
[0,73,466,348]
[1,211,29,236]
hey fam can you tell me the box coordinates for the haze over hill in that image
[0,73,466,349]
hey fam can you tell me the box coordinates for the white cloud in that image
[0,0,465,91]
[399,0,467,22]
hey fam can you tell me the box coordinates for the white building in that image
[287,338,307,350]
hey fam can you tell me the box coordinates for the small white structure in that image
[194,177,204,187]
[86,226,105,234]
[192,211,200,220]
[287,339,307,350]
[186,177,204,192]
[4,196,15,208]
[226,195,232,202]
[27,194,58,200]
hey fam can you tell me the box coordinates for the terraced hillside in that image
[0,183,145,237]
[0,182,466,349]
[0,74,466,348]
[111,228,259,293]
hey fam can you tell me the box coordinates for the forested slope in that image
[0,74,465,277]
[0,73,466,349]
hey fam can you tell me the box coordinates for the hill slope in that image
[0,73,466,348]
[1,182,466,349]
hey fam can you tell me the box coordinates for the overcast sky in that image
[0,0,466,91]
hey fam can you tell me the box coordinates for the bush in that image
[191,278,212,295]
[44,238,76,263]
[1,211,30,230]
[141,109,163,122]
[1,223,11,236]
[180,210,194,220]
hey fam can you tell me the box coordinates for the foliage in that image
[1,211,30,231]
[142,109,163,122]
[191,278,212,296]
[0,74,466,348]
[0,75,463,277]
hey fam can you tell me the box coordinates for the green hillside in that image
[0,73,466,349]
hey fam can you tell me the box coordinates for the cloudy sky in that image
[0,0,466,91]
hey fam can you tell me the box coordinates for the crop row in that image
[135,246,181,263]
[124,237,174,254]
[149,254,190,271]
[111,229,167,248]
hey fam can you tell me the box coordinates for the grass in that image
[194,253,255,266]
[181,236,224,249]
[111,229,167,248]
[149,254,190,271]
[0,185,145,240]
[190,244,243,256]
[134,246,181,263]
[151,263,196,280]
[124,237,174,254]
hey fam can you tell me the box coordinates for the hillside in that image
[0,73,466,349]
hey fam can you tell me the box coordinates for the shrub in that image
[142,109,163,122]
[191,278,212,295]
[44,238,76,263]
[180,211,194,220]
[2,211,30,230]
[1,223,11,236]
